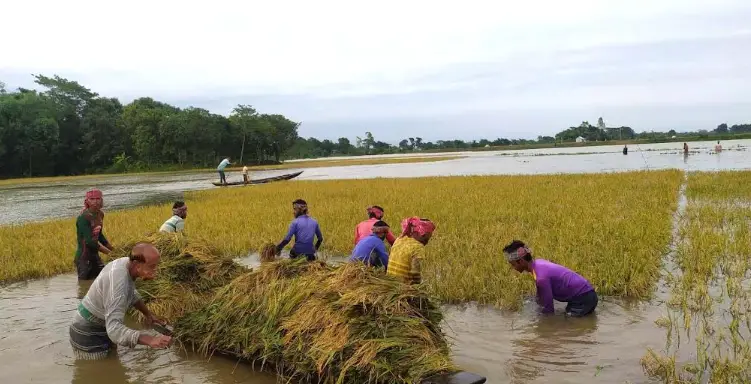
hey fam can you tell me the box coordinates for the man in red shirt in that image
[354,205,396,246]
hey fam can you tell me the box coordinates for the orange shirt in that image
[354,218,396,246]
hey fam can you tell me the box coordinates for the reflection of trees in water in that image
[505,313,599,382]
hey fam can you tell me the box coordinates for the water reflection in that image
[71,354,130,384]
[507,313,599,381]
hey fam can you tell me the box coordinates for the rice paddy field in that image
[2,141,751,383]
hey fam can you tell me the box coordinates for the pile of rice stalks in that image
[110,232,246,320]
[174,258,457,384]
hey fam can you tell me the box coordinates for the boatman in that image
[503,240,598,317]
[350,220,391,269]
[387,217,436,285]
[217,157,231,185]
[75,188,113,280]
[354,205,396,246]
[159,201,187,233]
[275,199,323,261]
[69,243,171,360]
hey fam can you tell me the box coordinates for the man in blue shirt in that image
[275,199,323,261]
[350,220,390,270]
[217,157,231,185]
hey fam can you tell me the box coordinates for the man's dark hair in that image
[173,201,185,209]
[373,220,389,228]
[503,240,532,261]
[292,199,307,206]
[368,205,385,218]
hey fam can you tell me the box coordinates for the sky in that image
[2,0,751,143]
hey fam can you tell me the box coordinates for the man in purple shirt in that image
[350,220,390,270]
[503,240,598,317]
[275,199,323,261]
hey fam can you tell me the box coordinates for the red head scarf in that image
[400,217,435,238]
[83,188,103,212]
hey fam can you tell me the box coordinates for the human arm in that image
[314,224,323,251]
[103,276,170,348]
[535,277,555,314]
[276,221,296,254]
[77,215,110,254]
[176,219,185,232]
[385,230,396,246]
[374,242,389,270]
[133,298,166,326]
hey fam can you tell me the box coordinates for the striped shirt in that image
[159,215,185,233]
[79,257,143,347]
[386,237,425,284]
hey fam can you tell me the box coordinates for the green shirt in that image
[75,209,109,263]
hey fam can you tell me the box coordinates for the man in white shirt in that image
[69,243,171,359]
[217,157,231,185]
[242,165,249,184]
[159,201,187,233]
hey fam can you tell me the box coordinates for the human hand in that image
[147,334,172,349]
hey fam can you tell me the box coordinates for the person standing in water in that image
[683,142,689,155]
[159,201,187,233]
[715,141,723,153]
[504,240,598,317]
[75,189,113,280]
[350,220,391,269]
[275,199,323,261]
[622,145,628,155]
[354,205,396,246]
[217,157,231,185]
[387,217,436,285]
[69,243,171,360]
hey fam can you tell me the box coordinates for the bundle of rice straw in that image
[174,258,458,384]
[259,242,277,262]
[109,232,246,321]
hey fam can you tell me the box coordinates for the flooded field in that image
[1,139,750,384]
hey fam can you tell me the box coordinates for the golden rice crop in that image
[642,171,751,383]
[0,170,682,310]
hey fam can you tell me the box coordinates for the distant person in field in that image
[354,205,396,246]
[217,157,231,185]
[275,199,323,261]
[387,217,436,285]
[242,165,250,184]
[622,145,628,155]
[70,243,171,360]
[683,142,689,155]
[159,201,187,233]
[715,141,723,153]
[75,188,113,280]
[504,240,598,317]
[350,220,391,269]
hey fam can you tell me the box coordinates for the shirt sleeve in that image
[102,272,141,347]
[315,224,323,249]
[375,241,389,269]
[536,276,555,314]
[277,221,296,251]
[176,219,185,232]
[76,214,99,249]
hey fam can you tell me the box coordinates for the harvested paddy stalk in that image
[171,258,457,383]
[109,232,245,321]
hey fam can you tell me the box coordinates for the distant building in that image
[576,136,587,143]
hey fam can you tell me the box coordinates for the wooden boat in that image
[211,170,303,187]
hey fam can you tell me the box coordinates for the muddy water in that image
[1,140,749,383]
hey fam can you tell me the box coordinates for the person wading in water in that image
[387,217,436,285]
[275,199,323,261]
[75,189,113,280]
[69,243,171,360]
[159,201,187,233]
[354,205,397,246]
[504,240,598,317]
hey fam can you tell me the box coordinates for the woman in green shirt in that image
[75,189,113,280]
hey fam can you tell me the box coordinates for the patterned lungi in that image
[69,302,113,360]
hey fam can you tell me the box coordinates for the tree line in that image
[0,75,299,178]
[1,75,749,179]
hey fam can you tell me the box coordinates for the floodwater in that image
[1,139,748,384]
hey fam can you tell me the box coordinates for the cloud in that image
[2,0,750,142]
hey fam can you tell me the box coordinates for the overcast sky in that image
[2,0,750,143]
